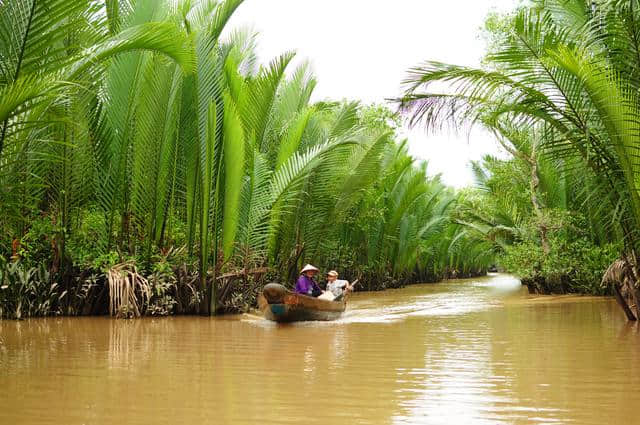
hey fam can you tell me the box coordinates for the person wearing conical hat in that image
[295,264,323,297]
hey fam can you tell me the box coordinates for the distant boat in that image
[258,283,346,322]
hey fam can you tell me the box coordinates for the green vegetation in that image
[400,0,640,317]
[0,0,491,319]
[11,0,637,321]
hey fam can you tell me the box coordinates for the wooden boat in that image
[258,283,346,322]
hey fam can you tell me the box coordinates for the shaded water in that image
[1,274,639,424]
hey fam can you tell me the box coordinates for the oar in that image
[349,279,359,291]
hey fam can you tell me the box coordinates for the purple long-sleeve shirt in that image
[295,275,321,296]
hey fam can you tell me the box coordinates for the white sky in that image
[229,0,515,187]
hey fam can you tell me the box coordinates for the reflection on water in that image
[1,274,639,425]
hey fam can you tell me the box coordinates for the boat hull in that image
[258,284,346,322]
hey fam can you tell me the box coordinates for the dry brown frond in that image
[602,259,628,287]
[107,262,151,319]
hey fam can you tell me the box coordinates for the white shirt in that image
[326,279,349,297]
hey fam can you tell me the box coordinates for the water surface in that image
[1,274,639,424]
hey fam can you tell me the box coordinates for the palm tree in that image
[1,0,498,318]
[399,0,640,314]
[0,0,194,266]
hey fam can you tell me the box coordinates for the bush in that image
[0,262,62,319]
[14,216,59,268]
[66,210,109,269]
[501,238,619,294]
[500,210,620,294]
[147,260,178,316]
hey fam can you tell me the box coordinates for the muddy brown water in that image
[1,274,639,424]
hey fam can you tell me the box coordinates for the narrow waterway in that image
[1,274,639,424]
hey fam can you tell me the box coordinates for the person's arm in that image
[294,276,305,294]
[312,280,322,291]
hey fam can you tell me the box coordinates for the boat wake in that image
[337,294,501,324]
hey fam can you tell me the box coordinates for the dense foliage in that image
[0,0,491,318]
[456,156,620,294]
[400,0,640,301]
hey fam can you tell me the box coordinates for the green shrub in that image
[0,262,62,319]
[15,217,59,268]
[501,238,619,294]
[66,210,109,268]
[91,251,123,272]
[147,259,178,316]
[500,210,620,294]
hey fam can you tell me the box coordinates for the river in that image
[1,274,639,424]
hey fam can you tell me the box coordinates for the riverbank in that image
[0,259,488,319]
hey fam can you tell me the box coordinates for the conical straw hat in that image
[300,264,319,274]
